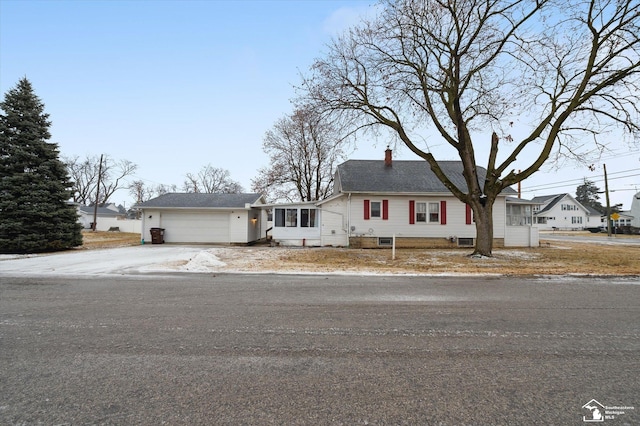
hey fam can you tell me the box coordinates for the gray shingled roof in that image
[335,160,517,195]
[531,194,565,214]
[136,193,263,209]
[78,206,122,216]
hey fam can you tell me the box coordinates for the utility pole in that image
[603,164,611,237]
[92,154,103,232]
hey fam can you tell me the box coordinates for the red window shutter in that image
[466,204,472,225]
[409,200,415,224]
[382,200,389,220]
[364,199,370,220]
[440,200,447,225]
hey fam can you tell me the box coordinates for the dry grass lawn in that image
[80,230,141,249]
[277,243,640,276]
[80,231,640,276]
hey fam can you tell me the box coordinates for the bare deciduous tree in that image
[129,180,154,204]
[302,0,640,256]
[183,165,243,194]
[251,105,347,202]
[65,154,138,206]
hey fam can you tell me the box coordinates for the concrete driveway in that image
[0,245,208,276]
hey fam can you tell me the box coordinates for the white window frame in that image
[370,201,382,219]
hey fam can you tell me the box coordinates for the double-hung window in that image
[428,202,440,223]
[370,201,381,218]
[416,202,427,222]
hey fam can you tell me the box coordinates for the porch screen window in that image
[274,209,285,227]
[428,202,440,223]
[286,209,297,227]
[301,209,317,227]
[274,208,298,227]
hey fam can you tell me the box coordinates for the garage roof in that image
[135,193,264,209]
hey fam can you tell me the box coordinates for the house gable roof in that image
[532,194,565,214]
[334,160,517,195]
[136,193,264,209]
[532,193,593,215]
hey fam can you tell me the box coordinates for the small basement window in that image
[457,238,474,247]
[378,237,393,246]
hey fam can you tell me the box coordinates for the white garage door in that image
[161,212,229,243]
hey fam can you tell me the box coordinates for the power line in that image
[521,170,640,193]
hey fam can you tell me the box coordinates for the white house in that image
[270,150,538,248]
[75,203,141,233]
[627,191,640,228]
[77,203,122,229]
[135,193,266,244]
[531,194,600,230]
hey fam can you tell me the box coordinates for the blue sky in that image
[1,0,638,209]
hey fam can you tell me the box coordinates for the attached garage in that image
[160,212,230,243]
[135,193,266,245]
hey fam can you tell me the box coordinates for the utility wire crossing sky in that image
[1,0,638,209]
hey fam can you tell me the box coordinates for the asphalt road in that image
[540,232,640,246]
[1,273,638,425]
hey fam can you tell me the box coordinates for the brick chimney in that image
[384,147,392,167]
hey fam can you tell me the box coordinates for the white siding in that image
[229,211,248,243]
[505,226,539,247]
[348,195,479,240]
[320,199,349,247]
[493,197,507,238]
[630,192,640,228]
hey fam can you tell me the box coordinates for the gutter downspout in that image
[347,193,352,245]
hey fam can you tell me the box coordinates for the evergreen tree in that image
[575,179,605,214]
[0,78,82,253]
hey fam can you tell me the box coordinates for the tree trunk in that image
[472,201,494,257]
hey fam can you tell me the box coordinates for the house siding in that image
[349,195,501,240]
[229,211,249,244]
[320,199,349,246]
[350,236,506,249]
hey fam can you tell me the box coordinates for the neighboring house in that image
[77,203,141,233]
[77,204,122,229]
[270,150,538,248]
[610,211,634,228]
[135,193,266,244]
[628,191,640,228]
[531,193,599,230]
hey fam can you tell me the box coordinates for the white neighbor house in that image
[270,150,539,248]
[626,191,640,228]
[531,194,601,230]
[76,204,142,233]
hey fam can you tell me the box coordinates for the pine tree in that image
[0,78,83,253]
[575,179,605,214]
